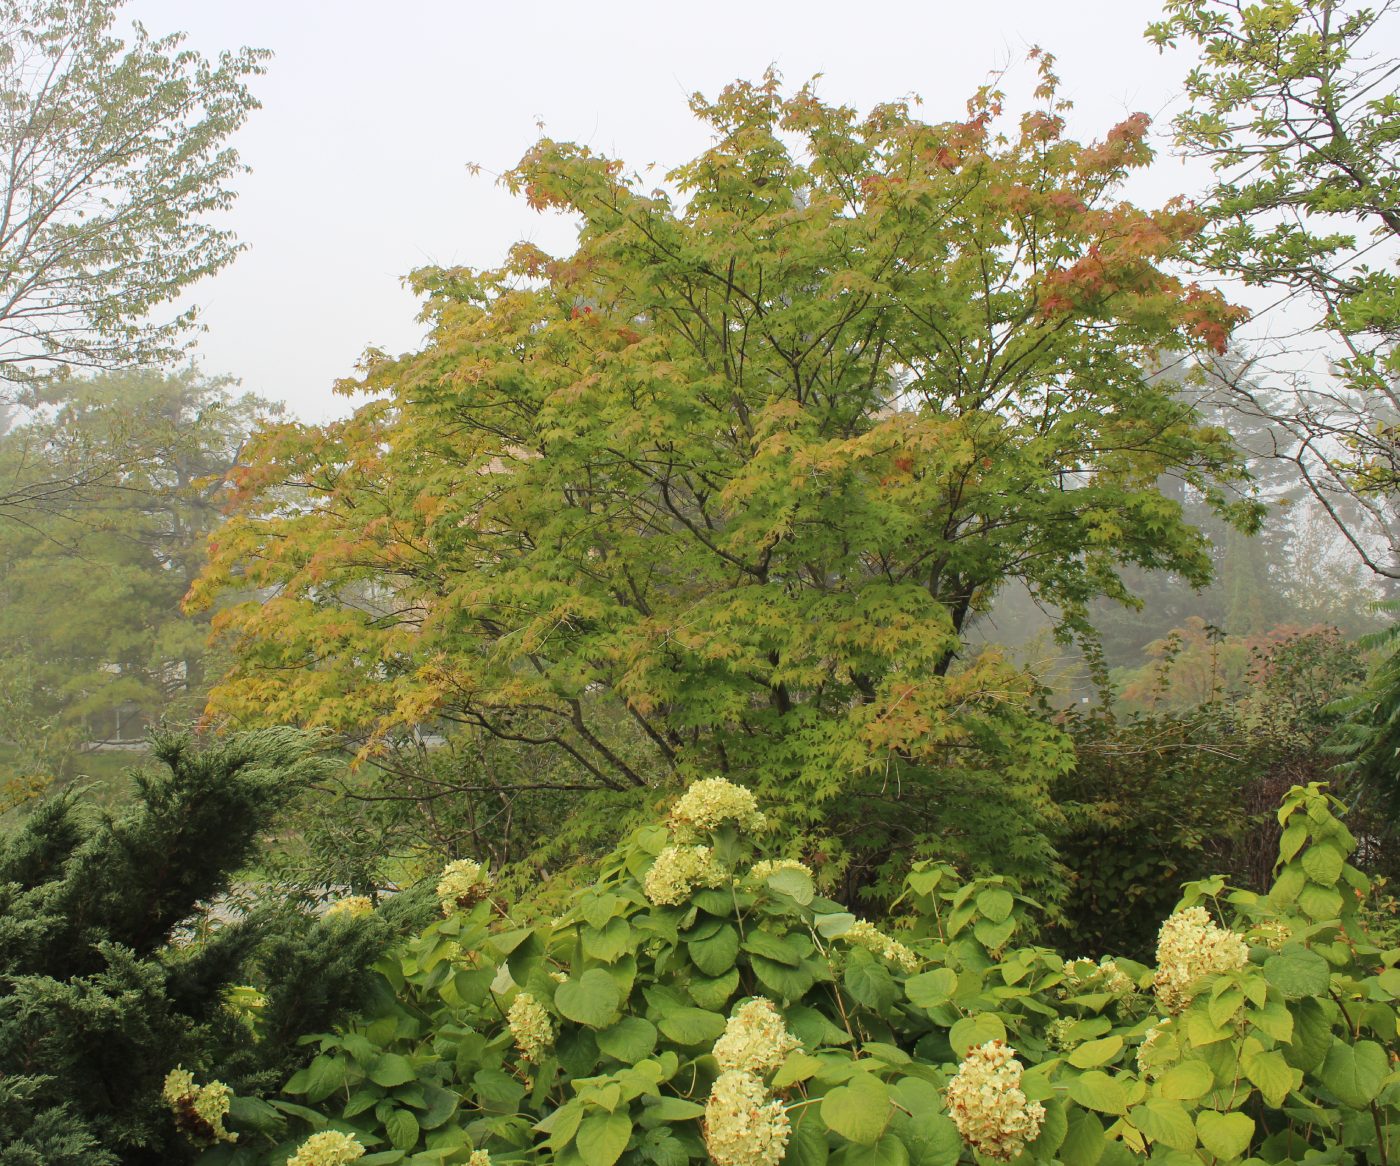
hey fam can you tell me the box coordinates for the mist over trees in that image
[3,1,1400,1164]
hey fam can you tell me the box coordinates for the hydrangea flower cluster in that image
[944,1040,1046,1162]
[1152,907,1249,1012]
[508,991,555,1061]
[669,777,766,840]
[643,844,728,906]
[1061,955,1135,996]
[162,1067,237,1146]
[712,998,802,1073]
[703,1069,791,1166]
[286,1130,365,1165]
[437,858,491,916]
[844,919,921,974]
[1135,1018,1174,1077]
[748,858,813,883]
[1044,1017,1077,1050]
[325,895,374,919]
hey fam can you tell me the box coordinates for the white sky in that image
[123,0,1219,421]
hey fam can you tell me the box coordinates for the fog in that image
[123,0,1218,420]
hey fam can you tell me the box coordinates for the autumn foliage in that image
[189,66,1254,896]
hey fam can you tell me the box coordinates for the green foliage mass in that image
[0,370,279,781]
[201,777,1400,1166]
[0,730,404,1166]
[192,70,1259,904]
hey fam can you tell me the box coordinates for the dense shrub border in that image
[194,779,1400,1165]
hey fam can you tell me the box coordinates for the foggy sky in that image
[123,0,1222,421]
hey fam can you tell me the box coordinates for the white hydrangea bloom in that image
[1135,1018,1174,1077]
[162,1067,237,1145]
[945,1040,1046,1162]
[286,1131,365,1166]
[704,1069,791,1166]
[325,895,374,919]
[508,991,555,1061]
[670,777,766,840]
[1153,907,1249,1012]
[844,919,921,974]
[437,858,490,915]
[1061,955,1135,996]
[712,998,802,1074]
[643,844,729,906]
[748,859,813,884]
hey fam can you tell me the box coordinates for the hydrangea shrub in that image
[197,780,1400,1165]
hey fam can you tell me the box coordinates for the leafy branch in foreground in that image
[201,776,1400,1165]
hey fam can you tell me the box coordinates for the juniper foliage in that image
[0,730,400,1165]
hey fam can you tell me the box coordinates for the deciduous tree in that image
[192,68,1254,895]
[0,0,267,396]
[1149,0,1400,575]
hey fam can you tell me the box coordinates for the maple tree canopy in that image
[190,66,1257,890]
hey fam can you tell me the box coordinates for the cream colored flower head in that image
[162,1067,237,1145]
[468,1150,491,1166]
[286,1130,365,1166]
[643,844,729,906]
[1153,906,1249,1012]
[508,991,555,1062]
[325,895,374,919]
[1135,1018,1175,1077]
[945,1040,1046,1162]
[844,919,921,974]
[748,858,813,884]
[1062,955,1134,996]
[704,1069,791,1166]
[670,777,766,840]
[712,997,802,1074]
[437,858,490,915]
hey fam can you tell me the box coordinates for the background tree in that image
[1149,0,1400,576]
[0,0,267,397]
[0,369,279,778]
[192,67,1255,901]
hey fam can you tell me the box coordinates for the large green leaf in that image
[1066,1071,1128,1115]
[1195,1111,1253,1160]
[1068,1036,1122,1069]
[1282,996,1333,1071]
[1316,1039,1388,1108]
[1241,1047,1296,1108]
[904,969,957,1010]
[750,954,816,1000]
[687,967,740,1010]
[1156,1060,1213,1101]
[845,954,899,1012]
[948,1013,1005,1058]
[368,1054,416,1089]
[598,1017,658,1063]
[556,969,623,1028]
[821,1072,890,1145]
[577,1113,633,1166]
[688,924,739,977]
[1128,1099,1196,1153]
[657,1007,727,1046]
[1262,948,1331,998]
[384,1107,420,1152]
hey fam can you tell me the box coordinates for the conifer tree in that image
[0,730,406,1165]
